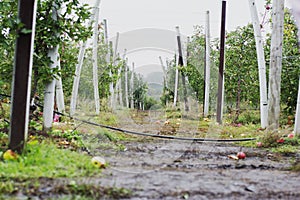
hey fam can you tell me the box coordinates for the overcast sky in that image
[81,0,280,37]
[80,0,292,77]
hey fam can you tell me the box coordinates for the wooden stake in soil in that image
[9,0,37,153]
[176,26,189,112]
[216,1,227,124]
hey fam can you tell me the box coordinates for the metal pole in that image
[216,1,227,124]
[9,0,37,153]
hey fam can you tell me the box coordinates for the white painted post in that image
[92,0,101,115]
[70,0,101,116]
[159,56,167,88]
[131,62,135,109]
[43,4,60,130]
[204,10,211,117]
[103,19,113,109]
[290,0,300,135]
[173,63,179,108]
[248,0,268,128]
[118,49,127,107]
[267,0,284,130]
[125,58,129,108]
[55,54,65,113]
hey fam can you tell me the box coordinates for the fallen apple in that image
[237,152,246,159]
[3,149,18,161]
[91,156,106,168]
[277,138,284,143]
[288,134,294,138]
[256,142,263,147]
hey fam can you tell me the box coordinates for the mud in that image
[96,139,300,200]
[84,111,300,199]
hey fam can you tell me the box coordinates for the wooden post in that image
[290,0,300,134]
[175,26,189,111]
[248,0,268,128]
[204,10,211,117]
[9,0,37,153]
[268,0,284,130]
[216,1,227,124]
[294,78,300,134]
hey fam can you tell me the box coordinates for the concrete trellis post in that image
[92,0,101,115]
[130,62,135,109]
[204,10,211,117]
[267,0,285,130]
[290,0,300,135]
[248,0,268,129]
[70,0,101,116]
[43,3,60,130]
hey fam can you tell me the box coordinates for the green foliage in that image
[33,0,92,98]
[186,26,205,102]
[0,1,18,95]
[225,24,260,115]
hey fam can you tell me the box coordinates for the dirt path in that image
[86,111,300,199]
[96,139,300,199]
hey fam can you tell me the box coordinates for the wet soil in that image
[88,111,300,199]
[4,110,300,199]
[96,139,300,200]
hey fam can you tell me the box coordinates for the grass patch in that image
[0,179,132,199]
[0,140,100,179]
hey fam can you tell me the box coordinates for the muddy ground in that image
[95,139,300,200]
[5,110,300,200]
[87,111,300,200]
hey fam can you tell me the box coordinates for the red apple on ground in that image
[288,133,294,138]
[237,152,246,159]
[277,138,284,143]
[256,142,263,147]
